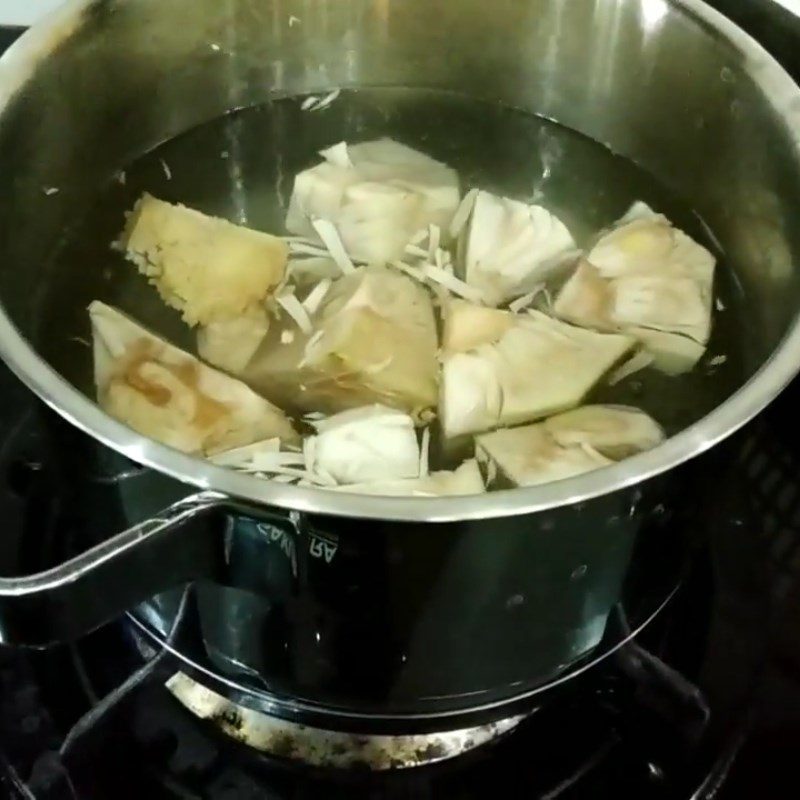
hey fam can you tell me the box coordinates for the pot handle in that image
[0,490,229,647]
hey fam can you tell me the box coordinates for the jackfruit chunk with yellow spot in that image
[554,202,715,374]
[118,193,288,326]
[89,301,297,455]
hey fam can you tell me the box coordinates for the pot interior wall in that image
[0,0,798,380]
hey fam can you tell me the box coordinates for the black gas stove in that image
[1,347,796,800]
[3,7,800,797]
[0,356,791,800]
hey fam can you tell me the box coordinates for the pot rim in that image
[1,0,799,523]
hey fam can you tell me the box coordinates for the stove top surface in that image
[0,374,790,800]
[3,5,800,797]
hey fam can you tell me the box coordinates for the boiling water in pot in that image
[37,88,747,480]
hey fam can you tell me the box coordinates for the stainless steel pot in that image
[0,0,797,729]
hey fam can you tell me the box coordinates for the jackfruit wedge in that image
[306,405,420,485]
[478,424,612,487]
[442,298,515,354]
[440,309,634,438]
[554,203,716,374]
[119,194,288,326]
[285,138,460,265]
[243,267,439,420]
[197,305,270,374]
[89,301,297,455]
[542,404,665,460]
[459,190,576,306]
[476,404,663,487]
